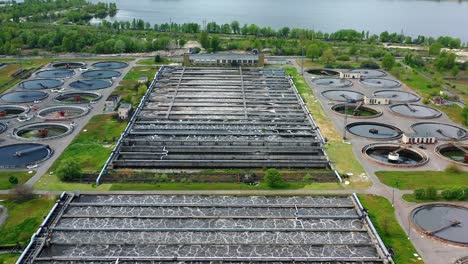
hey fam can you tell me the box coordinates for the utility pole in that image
[301,46,305,76]
[343,101,348,140]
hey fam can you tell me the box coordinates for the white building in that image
[340,72,361,79]
[402,133,437,144]
[363,96,390,105]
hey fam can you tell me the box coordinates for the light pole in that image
[343,101,348,140]
[301,46,305,76]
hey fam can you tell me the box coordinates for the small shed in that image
[104,95,121,112]
[118,103,132,120]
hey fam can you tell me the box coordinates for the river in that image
[91,0,468,41]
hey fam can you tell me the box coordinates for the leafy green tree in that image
[425,187,437,200]
[9,175,18,185]
[451,66,460,77]
[306,44,321,61]
[264,169,284,188]
[320,48,336,64]
[382,53,395,70]
[230,21,240,34]
[429,43,443,56]
[114,39,126,53]
[56,159,83,181]
[199,31,209,49]
[414,189,426,200]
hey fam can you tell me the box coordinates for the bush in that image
[445,164,462,174]
[8,176,18,185]
[303,174,314,182]
[442,188,464,200]
[360,61,380,69]
[264,168,284,188]
[414,189,426,200]
[337,55,350,61]
[425,186,437,200]
[9,185,34,202]
[56,159,83,181]
[154,54,162,63]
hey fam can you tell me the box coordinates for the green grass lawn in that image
[137,58,170,65]
[376,170,468,190]
[0,196,56,247]
[432,104,466,127]
[0,171,34,190]
[35,114,126,190]
[358,194,423,264]
[113,66,159,106]
[0,253,20,264]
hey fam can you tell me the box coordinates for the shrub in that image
[158,174,169,182]
[9,185,34,202]
[445,164,462,174]
[360,61,380,69]
[414,189,426,200]
[337,55,350,61]
[425,186,437,200]
[264,168,284,188]
[303,174,314,182]
[56,159,83,181]
[154,54,162,63]
[8,176,18,185]
[442,188,464,200]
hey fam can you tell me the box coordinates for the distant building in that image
[402,133,437,144]
[340,72,361,79]
[104,95,121,112]
[363,96,390,105]
[118,103,132,120]
[183,53,265,67]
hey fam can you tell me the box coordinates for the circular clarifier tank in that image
[51,61,86,69]
[360,78,401,89]
[436,143,468,166]
[82,70,121,79]
[306,68,340,76]
[0,143,53,168]
[36,69,75,79]
[1,91,48,103]
[0,105,29,119]
[19,79,63,90]
[54,92,102,104]
[37,105,89,121]
[363,143,428,167]
[92,61,128,69]
[411,122,467,141]
[346,122,403,140]
[411,204,468,246]
[331,104,382,118]
[349,69,387,78]
[321,90,364,102]
[14,123,73,140]
[0,122,6,134]
[69,79,112,90]
[389,104,442,119]
[373,90,420,103]
[313,78,352,88]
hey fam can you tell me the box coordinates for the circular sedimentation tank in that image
[321,90,364,102]
[349,69,387,78]
[436,143,468,166]
[51,62,86,69]
[69,79,112,90]
[19,79,63,90]
[331,103,382,118]
[92,61,128,69]
[313,78,352,88]
[36,69,75,79]
[411,204,468,246]
[363,143,428,167]
[0,143,53,168]
[82,70,121,79]
[411,122,467,141]
[0,122,6,134]
[37,105,89,120]
[306,68,340,76]
[389,104,442,119]
[346,122,403,140]
[14,123,73,140]
[54,92,102,104]
[454,257,468,264]
[360,78,401,89]
[373,90,420,103]
[0,105,29,119]
[1,91,48,103]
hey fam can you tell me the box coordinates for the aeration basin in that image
[82,70,121,79]
[14,123,73,140]
[349,69,386,78]
[321,90,364,102]
[389,104,442,119]
[1,91,48,103]
[37,106,89,120]
[306,69,340,76]
[373,90,420,103]
[346,122,403,140]
[0,143,52,168]
[51,62,86,69]
[92,61,128,69]
[69,79,112,90]
[19,79,63,90]
[0,122,6,134]
[331,104,382,118]
[436,143,468,166]
[411,122,467,141]
[0,105,29,119]
[360,78,401,89]
[54,92,102,104]
[313,78,352,88]
[36,69,75,79]
[363,143,428,167]
[412,204,468,246]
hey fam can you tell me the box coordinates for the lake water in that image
[88,0,468,41]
